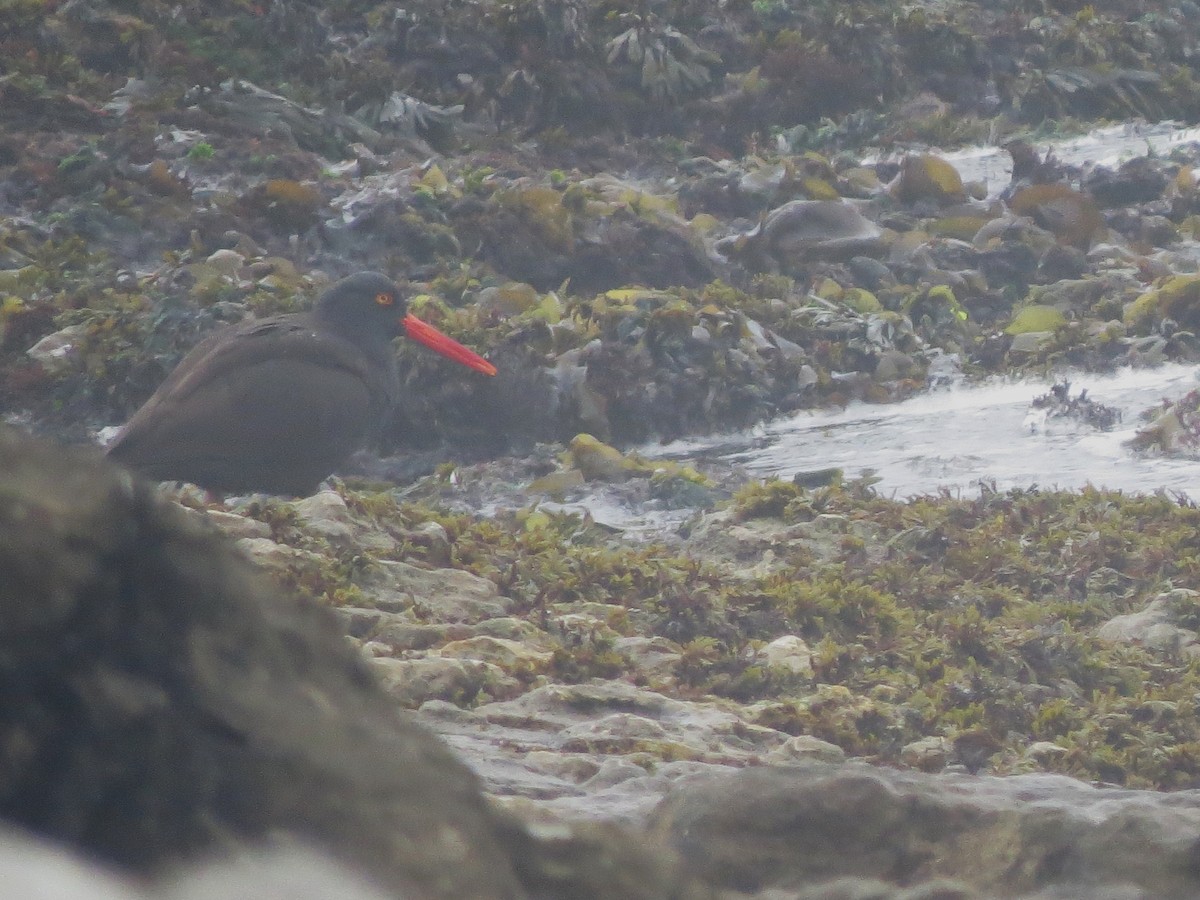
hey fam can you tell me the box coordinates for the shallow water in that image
[650,363,1200,501]
[651,121,1200,506]
[550,123,1200,530]
[926,120,1200,198]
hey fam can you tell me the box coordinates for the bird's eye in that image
[375,292,394,306]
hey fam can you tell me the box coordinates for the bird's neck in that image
[313,311,397,364]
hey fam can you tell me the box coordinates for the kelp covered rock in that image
[887,153,967,206]
[1008,184,1105,249]
[722,199,885,272]
[1128,389,1200,456]
[4,0,1200,464]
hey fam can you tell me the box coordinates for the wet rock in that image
[765,735,847,766]
[205,248,245,275]
[792,467,844,490]
[759,635,814,677]
[1026,382,1121,432]
[201,509,272,541]
[1006,329,1057,357]
[900,736,950,772]
[435,635,555,672]
[1139,214,1179,247]
[874,348,920,382]
[1025,741,1070,763]
[1037,243,1088,281]
[615,637,684,681]
[333,606,435,644]
[25,323,88,374]
[236,535,328,573]
[1030,272,1139,318]
[847,255,896,291]
[476,681,786,766]
[888,154,967,207]
[1086,156,1170,208]
[1126,274,1200,332]
[0,427,522,897]
[976,238,1041,291]
[371,656,522,707]
[725,200,885,271]
[1096,589,1200,656]
[291,489,368,547]
[648,763,1200,897]
[1009,184,1104,249]
[355,558,512,623]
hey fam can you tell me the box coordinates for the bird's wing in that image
[108,318,392,474]
[145,317,379,406]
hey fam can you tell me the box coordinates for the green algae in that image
[1006,305,1068,335]
[248,473,1200,789]
[1125,275,1200,332]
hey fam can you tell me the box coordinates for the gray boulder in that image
[0,427,520,896]
[649,763,1200,899]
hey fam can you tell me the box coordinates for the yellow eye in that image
[375,292,394,306]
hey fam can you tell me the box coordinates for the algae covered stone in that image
[1006,304,1066,335]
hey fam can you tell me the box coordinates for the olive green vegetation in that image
[7,0,1200,792]
[5,0,1200,154]
[6,0,1200,443]
[237,477,1200,790]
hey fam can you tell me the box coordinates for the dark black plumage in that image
[107,272,495,495]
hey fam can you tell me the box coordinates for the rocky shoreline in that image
[8,427,1200,897]
[4,2,1200,459]
[6,1,1200,897]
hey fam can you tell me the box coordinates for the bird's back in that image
[107,314,398,495]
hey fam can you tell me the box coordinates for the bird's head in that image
[316,272,496,375]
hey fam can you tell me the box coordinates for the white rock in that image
[766,735,846,765]
[1096,590,1200,657]
[27,324,89,373]
[901,736,950,772]
[434,635,553,671]
[1025,741,1069,761]
[235,537,325,572]
[292,490,358,545]
[360,559,511,623]
[760,635,814,677]
[371,656,518,707]
[205,248,245,274]
[202,509,272,540]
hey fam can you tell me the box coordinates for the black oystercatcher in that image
[106,271,496,495]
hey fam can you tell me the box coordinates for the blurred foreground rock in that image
[0,427,709,900]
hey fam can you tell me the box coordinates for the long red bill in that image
[402,312,497,376]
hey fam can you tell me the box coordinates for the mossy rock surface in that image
[1007,304,1067,335]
